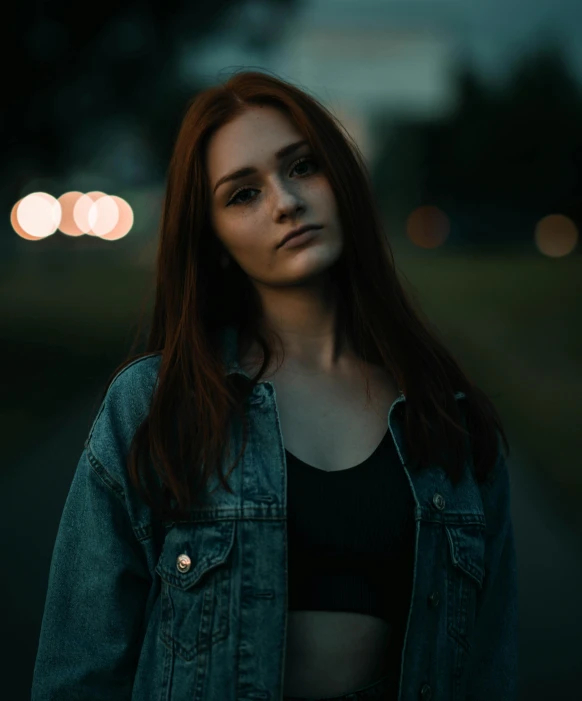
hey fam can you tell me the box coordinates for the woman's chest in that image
[271,366,400,472]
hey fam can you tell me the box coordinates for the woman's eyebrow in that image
[213,140,309,195]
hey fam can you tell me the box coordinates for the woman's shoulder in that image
[86,353,163,461]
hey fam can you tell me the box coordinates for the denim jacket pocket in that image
[444,523,486,655]
[155,519,236,662]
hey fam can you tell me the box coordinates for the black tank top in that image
[285,426,415,645]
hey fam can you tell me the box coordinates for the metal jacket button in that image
[176,554,191,573]
[432,493,445,510]
[428,591,440,607]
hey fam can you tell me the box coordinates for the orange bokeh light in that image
[99,196,133,240]
[57,192,85,236]
[406,206,450,249]
[535,214,578,257]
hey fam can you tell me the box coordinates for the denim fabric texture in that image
[31,324,518,701]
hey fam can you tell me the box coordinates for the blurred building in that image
[185,0,464,169]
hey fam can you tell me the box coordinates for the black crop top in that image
[285,427,415,638]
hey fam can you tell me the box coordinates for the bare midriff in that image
[283,611,394,697]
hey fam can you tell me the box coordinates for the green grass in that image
[397,249,582,529]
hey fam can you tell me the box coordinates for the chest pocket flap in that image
[155,519,236,661]
[155,519,236,589]
[444,521,487,663]
[445,523,486,590]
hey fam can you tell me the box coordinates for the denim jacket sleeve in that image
[31,445,151,700]
[465,437,519,700]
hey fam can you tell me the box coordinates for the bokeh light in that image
[89,195,120,236]
[15,192,61,238]
[99,196,134,240]
[406,206,450,249]
[57,192,86,236]
[534,214,578,257]
[10,190,134,242]
[11,198,42,241]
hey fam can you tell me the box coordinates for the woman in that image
[32,70,518,701]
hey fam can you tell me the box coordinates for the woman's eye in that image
[226,157,318,206]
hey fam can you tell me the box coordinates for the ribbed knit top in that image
[285,426,415,636]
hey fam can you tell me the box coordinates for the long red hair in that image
[97,69,510,522]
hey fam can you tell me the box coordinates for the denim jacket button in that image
[427,591,440,607]
[432,493,446,510]
[176,554,192,573]
[420,683,433,699]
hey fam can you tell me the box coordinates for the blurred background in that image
[2,0,581,698]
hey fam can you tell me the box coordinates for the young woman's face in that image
[207,105,344,289]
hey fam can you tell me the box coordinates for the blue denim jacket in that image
[32,325,518,701]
